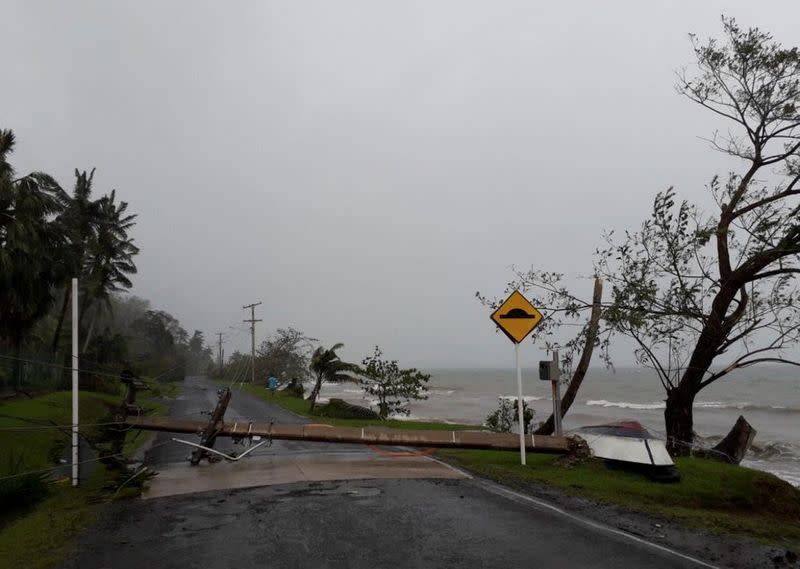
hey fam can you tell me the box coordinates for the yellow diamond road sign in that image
[490,290,544,344]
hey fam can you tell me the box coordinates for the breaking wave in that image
[499,395,546,403]
[586,399,799,413]
[586,399,664,410]
[747,441,800,462]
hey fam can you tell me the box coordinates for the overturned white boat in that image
[577,421,680,482]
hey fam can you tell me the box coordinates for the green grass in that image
[0,470,109,569]
[0,391,121,472]
[440,449,800,548]
[235,384,480,431]
[0,389,171,569]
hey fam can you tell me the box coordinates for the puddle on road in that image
[273,484,383,500]
[161,513,239,538]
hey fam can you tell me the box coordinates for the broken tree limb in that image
[536,277,604,436]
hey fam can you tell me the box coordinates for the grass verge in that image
[440,449,800,548]
[234,383,479,431]
[0,388,169,569]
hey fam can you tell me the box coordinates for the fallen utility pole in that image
[125,416,570,453]
[242,302,262,384]
[190,388,232,465]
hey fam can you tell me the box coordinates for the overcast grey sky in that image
[3,1,799,369]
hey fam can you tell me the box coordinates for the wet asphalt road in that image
[143,376,370,465]
[59,377,710,569]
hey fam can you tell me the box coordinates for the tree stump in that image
[701,415,756,464]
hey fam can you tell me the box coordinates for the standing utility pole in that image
[242,302,262,384]
[216,332,224,376]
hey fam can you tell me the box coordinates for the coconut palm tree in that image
[307,343,358,411]
[80,190,138,349]
[0,129,67,386]
[49,169,104,353]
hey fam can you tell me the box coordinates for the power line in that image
[0,440,174,482]
[0,354,154,382]
[0,420,125,432]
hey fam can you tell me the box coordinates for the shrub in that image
[485,398,534,434]
[0,453,50,513]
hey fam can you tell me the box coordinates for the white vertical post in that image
[71,278,79,487]
[515,343,526,466]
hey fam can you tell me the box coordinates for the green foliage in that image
[258,327,316,381]
[359,346,430,419]
[0,128,174,396]
[489,18,800,454]
[0,452,50,514]
[187,330,213,374]
[484,397,534,434]
[0,475,102,569]
[0,129,68,378]
[308,342,358,410]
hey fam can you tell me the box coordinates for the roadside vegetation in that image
[480,18,800,456]
[0,389,168,569]
[441,450,800,548]
[0,128,206,568]
[215,328,440,427]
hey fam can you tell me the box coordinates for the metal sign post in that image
[490,290,544,466]
[514,343,526,465]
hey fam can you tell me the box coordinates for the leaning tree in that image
[514,18,800,455]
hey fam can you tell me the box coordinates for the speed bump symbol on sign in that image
[490,290,544,344]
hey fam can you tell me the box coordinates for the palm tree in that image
[0,129,67,387]
[80,190,138,349]
[307,343,358,411]
[50,169,104,353]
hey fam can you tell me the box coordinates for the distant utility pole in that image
[242,302,262,384]
[216,332,224,377]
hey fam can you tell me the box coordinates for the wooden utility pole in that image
[242,302,262,384]
[216,332,224,376]
[190,387,232,465]
[128,414,570,453]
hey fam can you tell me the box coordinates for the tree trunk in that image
[82,313,95,352]
[536,277,603,435]
[50,288,70,354]
[307,378,322,411]
[11,331,23,392]
[665,387,696,456]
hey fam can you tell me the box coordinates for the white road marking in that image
[476,480,719,569]
[426,456,473,479]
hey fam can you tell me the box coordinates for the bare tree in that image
[514,18,800,455]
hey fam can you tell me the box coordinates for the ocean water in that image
[319,366,800,487]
